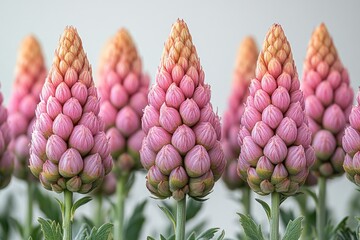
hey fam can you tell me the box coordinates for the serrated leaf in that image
[282,216,303,240]
[216,230,225,240]
[196,228,219,239]
[255,198,271,222]
[187,232,196,240]
[238,213,265,240]
[74,224,90,240]
[71,196,92,221]
[158,205,176,231]
[186,198,203,221]
[125,200,147,240]
[38,218,63,240]
[86,222,113,240]
[280,209,295,229]
[160,234,167,240]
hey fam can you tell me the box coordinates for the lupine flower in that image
[141,19,225,201]
[222,37,258,189]
[8,35,47,180]
[97,28,149,178]
[342,90,360,186]
[0,91,13,189]
[29,27,112,194]
[237,24,314,196]
[303,23,353,178]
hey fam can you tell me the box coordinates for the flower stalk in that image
[176,197,186,240]
[317,177,326,240]
[270,192,280,240]
[241,187,251,216]
[25,181,34,238]
[115,175,127,240]
[63,190,73,240]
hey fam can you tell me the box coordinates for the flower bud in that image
[63,98,82,123]
[188,171,214,197]
[285,102,304,127]
[165,83,185,109]
[322,104,346,134]
[276,117,297,145]
[313,130,337,160]
[349,107,360,131]
[185,145,211,177]
[315,81,333,107]
[71,82,88,106]
[66,176,82,192]
[147,126,171,152]
[46,135,67,163]
[193,122,217,150]
[115,106,140,137]
[142,105,160,134]
[58,148,83,178]
[171,125,196,154]
[256,156,274,179]
[284,146,306,175]
[271,164,288,184]
[240,136,263,166]
[80,154,104,184]
[193,84,211,109]
[53,114,74,140]
[261,73,277,95]
[264,135,287,164]
[254,89,271,112]
[262,105,283,129]
[110,84,128,108]
[272,86,291,113]
[343,127,360,156]
[106,128,125,157]
[69,125,94,156]
[179,99,200,126]
[46,96,62,120]
[241,106,261,130]
[42,160,60,182]
[159,104,182,133]
[148,85,165,110]
[251,121,274,147]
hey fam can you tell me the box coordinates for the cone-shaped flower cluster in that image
[141,20,225,201]
[302,23,353,178]
[237,24,315,196]
[98,29,149,177]
[222,37,258,190]
[0,91,13,189]
[29,27,112,194]
[343,90,360,186]
[8,35,47,180]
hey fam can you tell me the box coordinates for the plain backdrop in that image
[0,1,360,239]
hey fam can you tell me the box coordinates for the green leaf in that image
[186,221,207,237]
[187,232,196,240]
[158,205,176,232]
[86,223,113,240]
[255,198,271,222]
[196,228,220,239]
[125,200,147,240]
[146,237,156,240]
[238,213,264,240]
[167,234,175,240]
[280,209,295,229]
[71,196,92,221]
[38,218,63,240]
[74,224,90,240]
[160,234,167,240]
[186,198,203,221]
[216,230,225,240]
[282,216,303,240]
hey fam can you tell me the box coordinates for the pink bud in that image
[159,104,182,133]
[106,128,125,156]
[36,113,53,138]
[249,79,261,96]
[66,176,81,192]
[343,127,360,156]
[8,113,28,138]
[254,89,271,112]
[99,101,117,129]
[128,130,146,152]
[315,81,333,107]
[277,72,292,91]
[53,114,74,140]
[172,65,185,85]
[284,146,306,174]
[14,135,29,158]
[69,125,94,155]
[58,148,83,178]
[304,70,321,89]
[330,147,345,173]
[169,166,189,190]
[79,112,99,135]
[55,82,71,104]
[46,96,62,119]
[241,106,261,131]
[276,117,297,145]
[19,95,37,119]
[180,75,195,98]
[208,141,225,181]
[334,83,353,110]
[290,90,305,108]
[35,101,46,118]
[129,92,148,116]
[179,99,200,126]
[193,84,211,109]
[71,82,88,106]
[29,153,43,177]
[285,102,305,127]
[268,58,282,78]
[327,71,341,89]
[193,122,217,150]
[350,107,360,131]
[46,135,67,163]
[261,73,277,95]
[305,95,324,122]
[142,105,160,134]
[91,132,110,159]
[81,153,104,184]
[50,69,63,87]
[115,106,140,137]
[313,130,336,160]
[260,180,275,194]
[64,67,78,87]
[156,68,172,90]
[41,81,56,101]
[322,104,346,134]
[263,135,287,164]
[262,105,283,129]
[165,83,185,109]
[155,144,182,175]
[31,130,47,159]
[240,136,263,166]
[272,86,291,113]
[256,156,274,179]
[237,126,250,146]
[83,96,100,115]
[103,155,113,175]
[42,160,59,182]
[63,98,82,123]
[147,126,171,152]
[148,85,166,110]
[184,145,211,177]
[247,167,261,185]
[171,124,196,154]
[110,84,128,108]
[237,154,250,180]
[140,138,156,170]
[271,163,288,184]
[295,123,312,147]
[251,121,274,147]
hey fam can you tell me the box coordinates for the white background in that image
[0,0,360,239]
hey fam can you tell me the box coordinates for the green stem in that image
[242,187,251,216]
[95,195,103,227]
[317,177,326,240]
[63,190,73,240]
[176,197,186,240]
[296,194,310,240]
[114,175,127,240]
[270,192,280,240]
[25,181,34,238]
